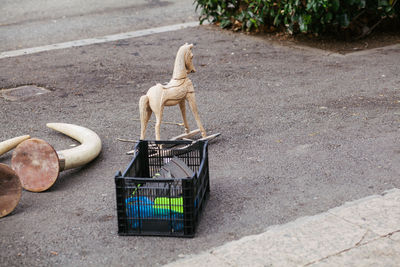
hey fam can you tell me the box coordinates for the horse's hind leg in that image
[179,101,190,134]
[139,95,152,139]
[186,93,206,137]
[154,107,164,140]
[141,108,152,140]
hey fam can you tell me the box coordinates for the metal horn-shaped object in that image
[11,123,102,192]
[0,135,31,155]
[0,135,30,218]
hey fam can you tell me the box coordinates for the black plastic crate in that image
[115,140,210,237]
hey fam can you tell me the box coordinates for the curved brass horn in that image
[46,123,102,171]
[11,123,102,192]
[0,135,30,156]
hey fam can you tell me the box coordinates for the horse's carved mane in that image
[172,43,191,80]
[161,43,192,89]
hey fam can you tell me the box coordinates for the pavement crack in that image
[327,211,362,228]
[387,229,400,241]
[354,230,369,247]
[302,229,400,266]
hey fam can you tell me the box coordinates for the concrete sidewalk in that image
[167,188,400,266]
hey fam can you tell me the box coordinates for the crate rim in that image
[118,140,209,179]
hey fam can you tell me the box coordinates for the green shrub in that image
[195,0,399,37]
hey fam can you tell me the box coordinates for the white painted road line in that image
[0,21,201,59]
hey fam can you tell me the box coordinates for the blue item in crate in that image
[125,196,184,231]
[126,196,153,226]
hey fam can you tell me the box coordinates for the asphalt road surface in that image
[1,1,400,266]
[0,0,197,52]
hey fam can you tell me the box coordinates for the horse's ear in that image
[189,44,194,49]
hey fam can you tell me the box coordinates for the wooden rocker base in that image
[124,129,221,155]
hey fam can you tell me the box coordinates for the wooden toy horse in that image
[139,43,207,140]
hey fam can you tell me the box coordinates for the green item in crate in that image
[154,197,183,213]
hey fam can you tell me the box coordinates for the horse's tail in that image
[139,95,150,139]
[139,95,150,119]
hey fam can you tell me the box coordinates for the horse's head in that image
[184,44,196,74]
[173,43,197,80]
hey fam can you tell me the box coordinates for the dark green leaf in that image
[332,0,340,12]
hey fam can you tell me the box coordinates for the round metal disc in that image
[11,138,59,192]
[0,163,22,217]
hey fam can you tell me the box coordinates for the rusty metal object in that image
[11,138,60,192]
[0,136,30,217]
[11,123,101,192]
[0,163,22,218]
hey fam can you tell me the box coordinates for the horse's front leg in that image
[179,101,190,134]
[186,93,206,138]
